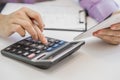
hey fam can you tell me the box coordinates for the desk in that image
[0,0,120,80]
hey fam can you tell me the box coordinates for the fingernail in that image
[93,32,98,36]
[41,35,48,44]
[43,38,48,44]
[93,30,102,36]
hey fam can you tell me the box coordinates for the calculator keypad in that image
[4,37,66,59]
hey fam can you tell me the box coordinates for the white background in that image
[0,0,120,80]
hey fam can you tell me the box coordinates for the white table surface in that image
[0,0,120,80]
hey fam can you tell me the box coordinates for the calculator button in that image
[25,47,30,50]
[19,40,26,44]
[32,39,37,42]
[48,39,56,42]
[11,49,17,52]
[37,45,44,49]
[46,47,53,52]
[52,44,59,48]
[29,39,38,43]
[30,43,37,47]
[48,42,54,47]
[5,47,11,51]
[30,49,37,52]
[37,41,41,44]
[55,40,60,43]
[25,42,31,46]
[17,51,23,54]
[35,50,41,54]
[27,53,36,59]
[43,46,48,50]
[23,52,29,56]
[16,45,21,48]
[58,41,65,45]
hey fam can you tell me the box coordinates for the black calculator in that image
[1,37,85,69]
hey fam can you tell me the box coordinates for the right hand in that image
[0,7,47,44]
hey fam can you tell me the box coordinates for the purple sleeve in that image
[79,0,119,22]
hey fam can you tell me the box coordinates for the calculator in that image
[1,37,85,69]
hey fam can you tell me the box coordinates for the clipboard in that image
[44,10,87,32]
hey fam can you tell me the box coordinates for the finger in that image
[94,34,120,45]
[17,12,33,26]
[13,19,38,40]
[14,11,44,33]
[20,7,44,31]
[94,28,120,37]
[34,24,48,44]
[110,23,120,30]
[13,24,26,37]
[32,20,45,32]
[19,12,45,32]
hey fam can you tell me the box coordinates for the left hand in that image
[93,11,120,45]
[93,23,120,45]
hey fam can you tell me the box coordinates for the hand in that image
[93,11,120,45]
[0,7,47,44]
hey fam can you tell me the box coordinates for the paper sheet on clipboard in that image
[36,5,86,31]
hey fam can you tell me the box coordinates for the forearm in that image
[79,0,119,22]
